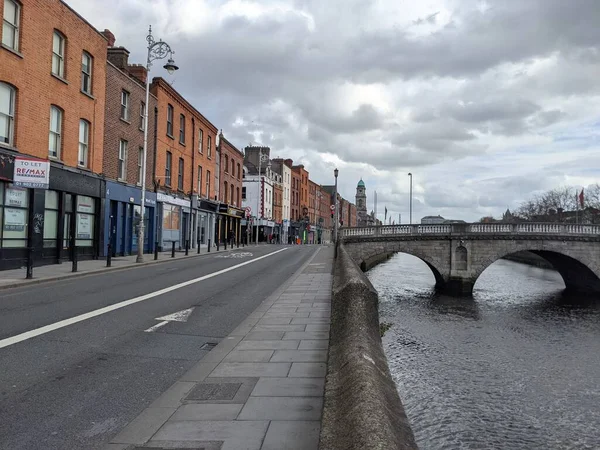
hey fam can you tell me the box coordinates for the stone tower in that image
[356,178,368,226]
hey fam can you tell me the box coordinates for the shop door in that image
[182,212,189,247]
[110,201,118,256]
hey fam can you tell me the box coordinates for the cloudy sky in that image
[69,0,600,223]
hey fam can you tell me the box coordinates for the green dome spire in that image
[357,178,365,188]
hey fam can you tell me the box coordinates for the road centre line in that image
[0,248,288,350]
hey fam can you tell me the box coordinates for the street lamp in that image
[333,168,339,243]
[137,25,178,263]
[408,172,413,225]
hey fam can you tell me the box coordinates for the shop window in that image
[162,203,180,231]
[1,183,28,248]
[75,195,95,247]
[43,190,59,248]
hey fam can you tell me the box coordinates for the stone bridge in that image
[339,223,600,295]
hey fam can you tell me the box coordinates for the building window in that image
[237,187,240,206]
[118,139,127,180]
[1,183,28,248]
[237,163,241,180]
[165,151,172,186]
[206,170,210,199]
[78,119,89,167]
[0,82,15,146]
[207,135,211,158]
[162,203,180,232]
[198,128,203,153]
[120,90,129,121]
[179,114,185,144]
[43,190,59,249]
[76,195,95,247]
[81,52,93,94]
[52,31,65,78]
[230,183,234,205]
[178,157,184,190]
[166,104,173,136]
[138,147,143,184]
[48,105,62,158]
[2,0,20,51]
[231,159,235,176]
[197,165,202,196]
[139,102,145,130]
[224,155,228,173]
[242,187,246,200]
[223,181,228,203]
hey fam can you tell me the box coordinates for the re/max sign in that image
[13,158,50,189]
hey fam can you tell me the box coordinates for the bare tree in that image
[516,185,600,222]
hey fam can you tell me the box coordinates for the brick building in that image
[0,0,107,268]
[216,132,244,246]
[100,31,158,257]
[150,77,218,250]
[290,161,300,222]
[292,164,310,242]
[308,179,318,243]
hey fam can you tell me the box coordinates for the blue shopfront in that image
[103,181,157,256]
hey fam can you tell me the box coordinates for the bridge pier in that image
[441,278,475,297]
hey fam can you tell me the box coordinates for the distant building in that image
[421,215,446,224]
[356,179,375,226]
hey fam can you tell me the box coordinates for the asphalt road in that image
[0,244,317,450]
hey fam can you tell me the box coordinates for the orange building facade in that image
[0,0,108,268]
[150,77,219,250]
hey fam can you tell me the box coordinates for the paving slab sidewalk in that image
[105,245,333,450]
[0,243,256,289]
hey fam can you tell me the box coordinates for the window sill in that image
[0,142,18,153]
[81,90,95,100]
[166,133,174,140]
[120,118,131,125]
[51,73,68,85]
[1,44,23,59]
[139,127,145,132]
[48,155,63,163]
[179,140,186,146]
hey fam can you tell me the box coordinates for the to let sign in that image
[13,158,50,189]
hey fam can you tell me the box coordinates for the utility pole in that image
[408,172,413,225]
[333,168,339,242]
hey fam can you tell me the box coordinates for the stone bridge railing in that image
[340,223,600,239]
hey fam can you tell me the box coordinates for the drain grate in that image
[200,342,218,350]
[186,382,242,401]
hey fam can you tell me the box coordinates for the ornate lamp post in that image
[408,172,413,225]
[137,26,179,263]
[333,168,339,242]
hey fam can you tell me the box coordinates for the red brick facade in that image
[102,59,156,186]
[291,167,301,221]
[0,0,107,171]
[150,78,218,199]
[218,134,243,208]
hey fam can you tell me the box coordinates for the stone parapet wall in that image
[319,243,417,450]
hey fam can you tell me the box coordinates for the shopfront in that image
[157,192,191,251]
[0,153,103,269]
[195,199,217,248]
[103,181,157,257]
[217,204,245,246]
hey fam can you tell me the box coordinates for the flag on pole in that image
[579,189,584,208]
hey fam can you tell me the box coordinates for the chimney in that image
[102,29,116,47]
[284,159,293,168]
[128,64,148,85]
[107,46,130,72]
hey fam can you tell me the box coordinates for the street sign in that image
[245,206,252,218]
[330,204,335,211]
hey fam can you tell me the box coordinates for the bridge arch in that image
[470,245,600,294]
[343,240,450,288]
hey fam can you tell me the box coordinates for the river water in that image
[367,254,600,450]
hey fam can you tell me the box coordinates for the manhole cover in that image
[186,382,242,401]
[200,342,217,350]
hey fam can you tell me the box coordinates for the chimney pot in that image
[102,29,116,47]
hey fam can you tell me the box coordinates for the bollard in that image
[72,246,78,273]
[197,238,201,254]
[107,243,112,267]
[185,240,189,256]
[171,241,176,258]
[208,239,211,252]
[26,247,34,279]
[217,239,220,251]
[154,241,159,260]
[224,239,227,250]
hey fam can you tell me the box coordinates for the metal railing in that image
[339,223,600,238]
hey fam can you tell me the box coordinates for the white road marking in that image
[145,307,195,332]
[0,248,288,349]
[156,307,194,322]
[144,321,169,333]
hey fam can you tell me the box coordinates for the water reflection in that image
[368,253,600,450]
